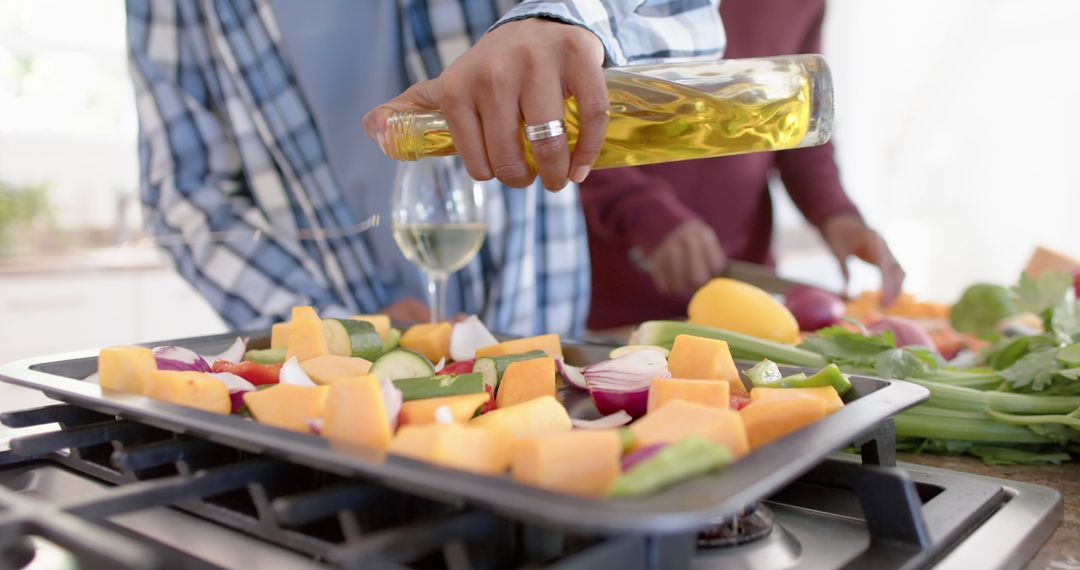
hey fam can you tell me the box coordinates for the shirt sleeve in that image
[579,167,698,254]
[496,0,724,65]
[773,6,862,228]
[126,3,356,329]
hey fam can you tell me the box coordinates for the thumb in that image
[362,79,443,150]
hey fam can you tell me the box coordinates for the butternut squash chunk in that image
[286,306,330,362]
[667,335,740,386]
[470,395,571,438]
[145,370,230,414]
[98,346,157,394]
[243,384,330,432]
[391,422,511,475]
[322,375,393,450]
[740,398,827,449]
[749,386,844,414]
[511,430,622,497]
[495,357,556,408]
[475,334,563,360]
[299,354,373,385]
[399,392,491,426]
[647,377,730,412]
[629,399,749,459]
[270,322,290,349]
[400,322,452,364]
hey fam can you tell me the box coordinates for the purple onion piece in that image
[555,358,587,390]
[621,443,668,471]
[204,337,248,366]
[306,418,324,435]
[229,392,247,414]
[152,346,211,372]
[279,357,316,386]
[589,387,649,419]
[570,410,632,429]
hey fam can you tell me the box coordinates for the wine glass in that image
[391,156,488,323]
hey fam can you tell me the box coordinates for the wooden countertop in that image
[898,453,1079,569]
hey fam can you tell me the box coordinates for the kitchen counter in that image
[899,453,1079,569]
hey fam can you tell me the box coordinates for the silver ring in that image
[524,119,566,142]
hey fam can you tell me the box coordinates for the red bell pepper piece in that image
[211,360,281,386]
[729,394,751,411]
[441,359,474,375]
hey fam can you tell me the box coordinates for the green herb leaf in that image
[1011,272,1073,315]
[1050,300,1080,344]
[1058,367,1080,381]
[1001,348,1061,391]
[871,348,932,380]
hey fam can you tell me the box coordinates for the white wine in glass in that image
[391,156,487,322]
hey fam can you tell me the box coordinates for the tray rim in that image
[0,331,930,534]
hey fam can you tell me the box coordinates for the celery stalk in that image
[632,321,828,369]
[895,406,1053,443]
[985,409,1080,431]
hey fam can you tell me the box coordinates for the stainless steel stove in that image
[0,383,1062,570]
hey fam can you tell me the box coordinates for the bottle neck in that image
[385,110,454,160]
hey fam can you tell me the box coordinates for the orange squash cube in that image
[243,384,330,432]
[270,322,290,349]
[496,357,556,408]
[399,392,491,426]
[145,370,230,414]
[470,395,571,438]
[299,354,373,385]
[475,334,563,360]
[749,386,844,414]
[511,430,621,497]
[322,375,393,450]
[286,306,330,362]
[391,422,512,475]
[667,335,740,385]
[98,346,157,394]
[400,322,452,364]
[629,399,749,459]
[740,398,827,449]
[647,377,730,412]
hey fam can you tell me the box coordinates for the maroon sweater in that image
[581,0,861,330]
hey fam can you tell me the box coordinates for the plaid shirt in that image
[126,0,722,336]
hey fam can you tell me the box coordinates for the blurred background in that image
[1,0,1079,363]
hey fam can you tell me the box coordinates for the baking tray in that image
[0,331,928,535]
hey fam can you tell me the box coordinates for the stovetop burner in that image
[0,403,1065,569]
[696,503,775,549]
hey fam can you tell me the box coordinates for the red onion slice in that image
[152,346,211,372]
[279,357,317,387]
[555,358,587,390]
[570,410,632,429]
[204,337,248,366]
[621,443,668,471]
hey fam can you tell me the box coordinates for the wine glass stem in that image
[427,273,448,323]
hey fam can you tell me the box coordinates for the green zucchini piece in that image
[323,318,383,360]
[607,436,732,498]
[473,350,547,394]
[370,348,434,381]
[382,328,403,353]
[393,373,484,401]
[244,347,287,365]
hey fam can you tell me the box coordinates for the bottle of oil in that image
[382,54,833,169]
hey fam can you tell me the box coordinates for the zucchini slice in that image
[244,347,287,365]
[392,373,484,401]
[323,318,382,360]
[370,349,435,381]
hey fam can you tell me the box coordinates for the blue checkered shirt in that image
[126,0,723,336]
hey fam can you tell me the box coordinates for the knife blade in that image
[628,248,847,300]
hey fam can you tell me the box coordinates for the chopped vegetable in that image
[745,361,852,396]
[570,410,633,430]
[496,357,556,408]
[950,283,1015,338]
[211,360,281,386]
[629,399,749,459]
[399,392,489,426]
[205,337,248,366]
[512,430,622,497]
[449,315,499,361]
[391,421,512,475]
[322,377,393,450]
[286,306,331,362]
[349,314,392,344]
[474,350,547,394]
[400,322,453,364]
[475,333,563,360]
[209,372,256,413]
[749,386,844,415]
[619,443,667,471]
[279,357,317,387]
[145,370,230,414]
[555,358,587,390]
[152,346,211,373]
[244,347,286,365]
[299,354,373,385]
[242,384,329,432]
[583,350,668,418]
[441,359,475,375]
[369,349,435,382]
[785,285,845,332]
[323,318,382,360]
[607,345,671,360]
[98,346,156,394]
[393,373,485,401]
[740,398,827,449]
[647,377,730,412]
[667,335,739,384]
[470,395,571,438]
[607,436,732,499]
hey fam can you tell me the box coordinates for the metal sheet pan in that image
[0,331,928,534]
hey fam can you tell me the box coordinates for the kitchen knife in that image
[628,247,847,300]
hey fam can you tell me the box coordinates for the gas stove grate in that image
[0,404,653,570]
